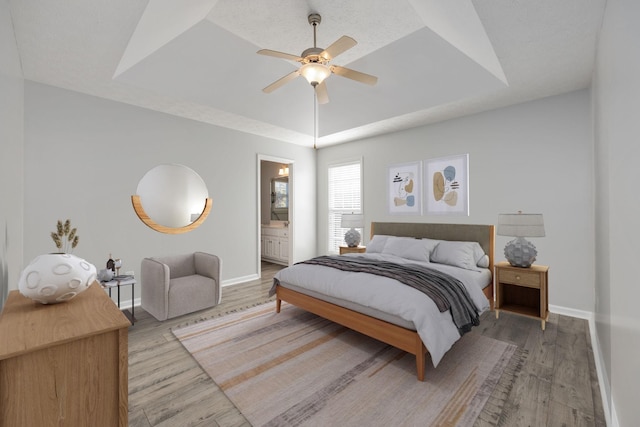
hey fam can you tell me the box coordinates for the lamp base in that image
[504,237,537,268]
[344,228,361,247]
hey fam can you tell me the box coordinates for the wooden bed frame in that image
[275,222,495,381]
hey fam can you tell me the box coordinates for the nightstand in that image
[494,261,549,330]
[339,245,366,255]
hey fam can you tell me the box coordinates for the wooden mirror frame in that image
[131,195,212,234]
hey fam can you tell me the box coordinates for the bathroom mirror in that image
[132,164,212,234]
[270,176,289,221]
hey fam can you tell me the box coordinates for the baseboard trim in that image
[550,304,617,427]
[222,273,259,287]
[549,304,592,320]
[111,297,141,310]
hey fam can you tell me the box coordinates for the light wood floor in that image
[128,262,606,426]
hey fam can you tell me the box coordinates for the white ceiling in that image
[9,0,606,148]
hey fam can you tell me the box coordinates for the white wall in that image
[0,0,24,308]
[22,82,317,303]
[317,90,594,312]
[593,0,640,425]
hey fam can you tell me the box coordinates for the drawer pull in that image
[516,275,521,280]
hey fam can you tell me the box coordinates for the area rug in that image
[173,303,517,427]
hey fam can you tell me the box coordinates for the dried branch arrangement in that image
[51,219,79,253]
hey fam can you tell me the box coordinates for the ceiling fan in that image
[257,13,378,104]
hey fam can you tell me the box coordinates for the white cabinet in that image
[261,226,289,265]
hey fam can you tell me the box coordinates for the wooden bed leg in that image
[416,343,426,381]
[276,298,281,313]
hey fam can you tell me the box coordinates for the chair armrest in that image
[142,258,170,290]
[194,252,220,282]
[141,257,171,320]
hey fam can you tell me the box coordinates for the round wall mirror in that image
[131,164,212,234]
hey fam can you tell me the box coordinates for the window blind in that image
[328,160,362,253]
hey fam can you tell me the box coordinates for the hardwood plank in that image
[547,400,596,427]
[480,310,533,347]
[550,315,595,416]
[586,327,607,427]
[523,311,558,368]
[128,408,152,427]
[497,360,553,426]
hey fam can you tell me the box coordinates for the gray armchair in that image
[141,252,221,321]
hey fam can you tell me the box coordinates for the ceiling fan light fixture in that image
[300,62,331,86]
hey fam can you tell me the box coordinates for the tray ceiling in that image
[9,0,606,147]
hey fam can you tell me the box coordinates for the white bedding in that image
[273,253,491,367]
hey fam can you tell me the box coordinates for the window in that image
[328,160,362,253]
[271,177,289,221]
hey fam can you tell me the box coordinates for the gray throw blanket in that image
[297,255,480,334]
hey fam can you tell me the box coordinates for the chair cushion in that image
[155,253,196,279]
[167,275,217,318]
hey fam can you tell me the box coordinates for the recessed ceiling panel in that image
[317,26,506,136]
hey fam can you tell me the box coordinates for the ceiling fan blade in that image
[315,81,329,104]
[262,70,300,93]
[257,49,303,62]
[331,65,378,86]
[320,36,357,60]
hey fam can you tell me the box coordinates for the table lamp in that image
[341,213,364,247]
[497,212,545,268]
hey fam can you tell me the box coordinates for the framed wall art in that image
[388,161,422,215]
[425,154,469,216]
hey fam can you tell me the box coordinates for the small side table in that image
[101,276,136,325]
[339,245,366,255]
[494,261,549,330]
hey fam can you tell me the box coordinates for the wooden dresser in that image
[0,282,130,426]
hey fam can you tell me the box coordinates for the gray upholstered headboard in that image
[370,222,495,271]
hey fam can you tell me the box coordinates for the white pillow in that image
[431,240,487,271]
[470,242,489,267]
[365,235,390,253]
[381,236,440,263]
[476,254,490,268]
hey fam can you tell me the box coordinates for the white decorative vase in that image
[18,253,97,304]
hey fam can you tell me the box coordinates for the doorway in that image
[257,155,294,278]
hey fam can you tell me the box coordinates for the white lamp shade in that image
[497,213,545,237]
[300,63,331,86]
[341,214,364,229]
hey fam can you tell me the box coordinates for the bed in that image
[271,222,495,381]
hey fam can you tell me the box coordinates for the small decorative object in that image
[98,269,114,282]
[18,253,97,304]
[18,219,96,304]
[107,253,115,273]
[341,213,364,247]
[497,212,545,268]
[425,154,469,216]
[114,259,122,276]
[50,219,79,253]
